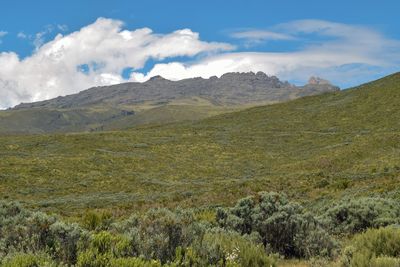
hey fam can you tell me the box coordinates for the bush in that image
[77,231,165,267]
[321,197,400,235]
[174,229,277,267]
[50,221,86,264]
[77,231,133,267]
[1,252,57,267]
[217,192,337,258]
[115,208,206,263]
[341,227,400,267]
[0,201,86,265]
[82,210,114,231]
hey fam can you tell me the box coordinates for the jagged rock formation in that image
[14,72,339,109]
[308,76,332,85]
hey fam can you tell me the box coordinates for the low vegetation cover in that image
[2,192,400,266]
[1,73,400,266]
[0,73,400,218]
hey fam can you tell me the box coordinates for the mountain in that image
[0,72,339,133]
[0,72,398,215]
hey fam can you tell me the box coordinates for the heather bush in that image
[340,227,400,267]
[321,197,400,235]
[0,201,86,265]
[1,252,58,267]
[216,192,337,258]
[173,229,277,267]
[115,208,206,263]
[82,210,114,231]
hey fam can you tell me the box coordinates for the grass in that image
[0,72,399,217]
[0,96,240,134]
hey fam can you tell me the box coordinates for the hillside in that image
[0,72,398,216]
[0,72,338,133]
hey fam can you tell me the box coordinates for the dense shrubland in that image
[1,192,400,266]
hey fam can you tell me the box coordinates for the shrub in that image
[0,201,86,265]
[77,231,165,267]
[341,227,400,267]
[1,252,57,267]
[77,231,133,267]
[0,202,56,256]
[116,208,206,263]
[82,210,114,231]
[321,197,400,235]
[175,229,277,267]
[217,192,337,258]
[50,221,86,264]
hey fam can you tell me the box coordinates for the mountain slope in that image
[0,72,338,133]
[0,73,397,216]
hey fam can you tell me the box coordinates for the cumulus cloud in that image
[0,18,399,109]
[0,18,233,108]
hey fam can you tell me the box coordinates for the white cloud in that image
[131,50,372,82]
[57,24,68,32]
[231,30,294,42]
[33,24,56,50]
[0,18,233,109]
[0,31,7,44]
[17,32,27,39]
[275,20,400,63]
[133,20,400,87]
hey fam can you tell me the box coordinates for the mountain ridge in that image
[0,71,339,134]
[13,71,339,109]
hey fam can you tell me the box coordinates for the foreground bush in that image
[188,230,277,267]
[321,197,400,235]
[1,252,57,267]
[216,192,337,258]
[341,227,400,267]
[77,231,162,267]
[113,208,205,263]
[0,201,86,265]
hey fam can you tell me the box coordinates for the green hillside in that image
[0,73,399,217]
[0,99,237,134]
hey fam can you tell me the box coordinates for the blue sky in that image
[0,0,399,108]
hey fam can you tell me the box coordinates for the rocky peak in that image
[308,76,332,85]
[147,75,169,82]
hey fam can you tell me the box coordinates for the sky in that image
[0,0,399,109]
